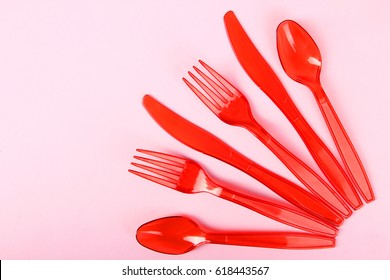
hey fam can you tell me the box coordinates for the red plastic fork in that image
[183,60,351,218]
[129,149,337,236]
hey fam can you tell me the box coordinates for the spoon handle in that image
[245,121,351,217]
[208,232,335,249]
[312,86,374,202]
[218,187,338,236]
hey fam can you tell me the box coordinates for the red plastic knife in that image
[142,94,343,226]
[223,11,362,209]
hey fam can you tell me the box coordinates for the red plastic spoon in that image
[136,216,336,255]
[276,20,374,202]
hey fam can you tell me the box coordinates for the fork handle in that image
[208,232,335,249]
[218,187,337,236]
[312,85,374,202]
[227,151,343,226]
[245,121,351,217]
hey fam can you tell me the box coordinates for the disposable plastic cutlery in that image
[276,20,374,202]
[183,60,351,217]
[224,11,362,209]
[136,216,336,254]
[142,95,343,225]
[129,149,337,236]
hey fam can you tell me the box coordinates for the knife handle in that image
[218,187,337,236]
[227,151,343,226]
[246,121,352,218]
[313,87,374,202]
[292,116,362,209]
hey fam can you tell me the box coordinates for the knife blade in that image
[224,11,299,118]
[142,94,343,226]
[143,94,235,163]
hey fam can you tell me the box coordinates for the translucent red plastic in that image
[129,149,337,236]
[142,94,343,226]
[183,60,351,218]
[224,11,362,209]
[136,216,336,254]
[276,20,374,203]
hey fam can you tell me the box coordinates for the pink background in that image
[1,0,389,259]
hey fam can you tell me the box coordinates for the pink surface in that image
[1,0,389,259]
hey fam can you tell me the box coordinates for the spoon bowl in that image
[277,20,322,87]
[136,216,206,255]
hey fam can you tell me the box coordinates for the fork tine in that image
[183,77,221,115]
[193,65,234,100]
[136,149,186,166]
[187,74,224,109]
[131,162,180,181]
[133,156,184,173]
[128,169,178,189]
[199,60,242,97]
[189,70,228,106]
